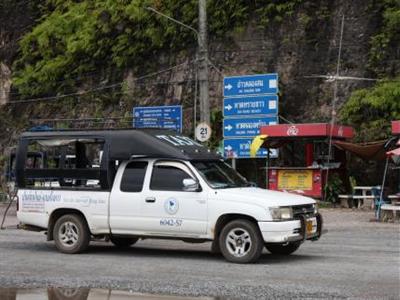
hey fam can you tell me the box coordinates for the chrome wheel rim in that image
[58,221,79,248]
[57,288,80,297]
[225,227,252,257]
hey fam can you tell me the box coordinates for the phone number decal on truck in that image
[160,219,183,227]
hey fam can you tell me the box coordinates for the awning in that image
[260,123,354,139]
[333,140,387,161]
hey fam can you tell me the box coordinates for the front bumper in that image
[258,213,324,243]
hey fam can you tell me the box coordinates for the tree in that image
[339,78,400,142]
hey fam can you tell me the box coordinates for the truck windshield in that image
[192,161,249,189]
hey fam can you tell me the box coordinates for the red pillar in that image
[305,143,314,166]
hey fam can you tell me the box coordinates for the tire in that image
[219,219,263,263]
[110,236,138,248]
[48,287,90,300]
[265,241,301,255]
[53,214,90,254]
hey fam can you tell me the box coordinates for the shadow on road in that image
[40,242,324,264]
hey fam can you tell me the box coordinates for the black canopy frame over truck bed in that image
[15,129,221,190]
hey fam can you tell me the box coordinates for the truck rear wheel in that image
[265,241,301,255]
[53,214,90,254]
[219,219,263,263]
[110,237,138,248]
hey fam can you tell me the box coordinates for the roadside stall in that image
[376,120,400,200]
[379,120,400,220]
[256,123,354,199]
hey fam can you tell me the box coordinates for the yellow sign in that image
[277,170,313,190]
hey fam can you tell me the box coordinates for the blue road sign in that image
[223,117,277,138]
[223,74,278,97]
[223,138,278,158]
[133,105,182,132]
[223,95,278,118]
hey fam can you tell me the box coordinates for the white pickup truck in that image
[16,129,323,263]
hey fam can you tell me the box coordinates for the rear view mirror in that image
[183,178,200,192]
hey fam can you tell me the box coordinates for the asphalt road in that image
[0,206,399,299]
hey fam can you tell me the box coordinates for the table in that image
[338,186,378,209]
[353,186,377,209]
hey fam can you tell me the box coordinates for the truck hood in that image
[214,187,315,208]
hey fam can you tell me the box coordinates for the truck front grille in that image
[292,204,315,218]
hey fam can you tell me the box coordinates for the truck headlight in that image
[313,203,318,214]
[269,207,293,220]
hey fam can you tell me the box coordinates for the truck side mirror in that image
[182,178,200,192]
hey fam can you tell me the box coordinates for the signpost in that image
[223,95,278,117]
[222,73,279,160]
[223,117,277,138]
[133,105,182,133]
[223,74,278,97]
[223,138,277,158]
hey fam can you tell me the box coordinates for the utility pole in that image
[198,0,210,125]
[147,1,210,126]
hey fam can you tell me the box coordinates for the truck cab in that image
[16,129,323,263]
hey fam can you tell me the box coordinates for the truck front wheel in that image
[219,219,263,263]
[265,241,301,255]
[53,214,90,254]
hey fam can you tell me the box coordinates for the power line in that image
[6,70,115,95]
[5,40,386,97]
[6,60,194,104]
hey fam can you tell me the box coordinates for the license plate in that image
[306,220,313,234]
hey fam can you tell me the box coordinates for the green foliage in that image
[339,77,400,142]
[207,109,223,150]
[13,0,303,98]
[324,173,345,203]
[349,176,357,192]
[255,0,303,25]
[369,0,400,76]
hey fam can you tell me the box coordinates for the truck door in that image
[109,161,148,234]
[139,160,208,236]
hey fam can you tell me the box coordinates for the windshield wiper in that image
[213,183,245,189]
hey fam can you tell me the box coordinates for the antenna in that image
[324,15,346,201]
[303,75,377,82]
[303,15,378,201]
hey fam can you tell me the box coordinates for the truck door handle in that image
[145,197,156,203]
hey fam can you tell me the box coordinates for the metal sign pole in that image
[266,150,270,189]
